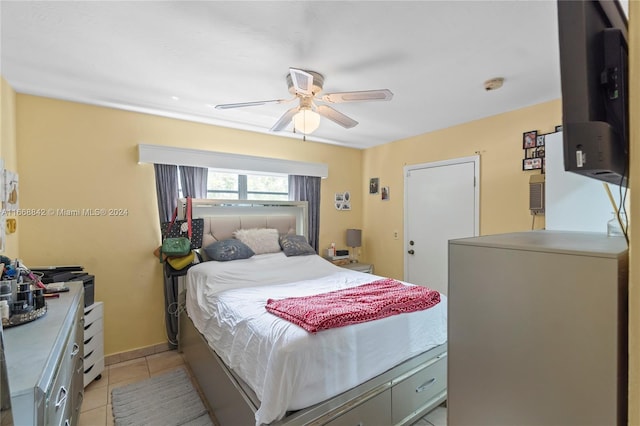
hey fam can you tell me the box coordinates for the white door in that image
[404,156,479,295]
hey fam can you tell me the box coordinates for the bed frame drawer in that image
[391,352,447,424]
[324,388,391,426]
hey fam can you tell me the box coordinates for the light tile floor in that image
[79,350,447,426]
[79,350,191,426]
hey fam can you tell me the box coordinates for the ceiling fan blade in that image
[321,89,393,103]
[270,106,300,132]
[289,68,314,95]
[316,105,358,129]
[215,99,287,110]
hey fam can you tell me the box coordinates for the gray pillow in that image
[204,239,255,262]
[279,235,316,257]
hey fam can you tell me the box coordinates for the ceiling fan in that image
[215,68,393,135]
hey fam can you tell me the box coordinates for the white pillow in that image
[233,228,281,255]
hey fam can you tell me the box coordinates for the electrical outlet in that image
[393,230,399,240]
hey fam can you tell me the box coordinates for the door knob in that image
[408,249,415,255]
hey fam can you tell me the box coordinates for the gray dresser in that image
[4,282,84,426]
[448,231,628,426]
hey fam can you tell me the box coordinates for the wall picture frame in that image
[381,186,389,201]
[369,178,379,194]
[523,158,543,171]
[523,130,537,149]
[335,191,351,210]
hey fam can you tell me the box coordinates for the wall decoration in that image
[4,170,18,211]
[381,186,390,201]
[523,158,543,171]
[522,131,546,173]
[523,130,537,149]
[334,191,351,210]
[369,178,379,194]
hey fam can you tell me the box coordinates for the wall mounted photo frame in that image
[369,178,379,194]
[523,158,543,171]
[381,186,390,201]
[523,130,537,149]
[335,191,351,210]
[536,135,546,147]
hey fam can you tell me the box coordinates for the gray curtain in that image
[154,164,179,223]
[179,166,208,198]
[289,175,321,252]
[154,163,180,348]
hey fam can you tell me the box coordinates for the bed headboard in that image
[176,199,308,249]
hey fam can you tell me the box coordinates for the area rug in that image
[111,368,213,426]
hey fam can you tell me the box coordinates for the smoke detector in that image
[484,77,504,91]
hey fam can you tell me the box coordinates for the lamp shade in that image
[293,109,320,134]
[346,229,362,248]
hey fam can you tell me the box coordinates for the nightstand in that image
[340,262,374,274]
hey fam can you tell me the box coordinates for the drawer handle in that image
[85,364,94,374]
[84,322,93,331]
[71,343,80,358]
[415,377,436,393]
[64,419,70,426]
[85,349,95,359]
[84,336,94,345]
[55,386,68,408]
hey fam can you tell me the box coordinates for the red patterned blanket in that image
[265,278,440,333]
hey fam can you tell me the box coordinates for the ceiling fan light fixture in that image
[293,109,320,134]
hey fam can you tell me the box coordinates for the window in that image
[206,170,288,200]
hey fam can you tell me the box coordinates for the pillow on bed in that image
[279,234,316,257]
[234,228,281,255]
[204,239,255,261]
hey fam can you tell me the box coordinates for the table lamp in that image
[346,229,362,263]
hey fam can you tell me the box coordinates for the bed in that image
[177,200,447,426]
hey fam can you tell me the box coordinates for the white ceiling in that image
[1,1,567,149]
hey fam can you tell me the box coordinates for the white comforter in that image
[186,253,447,425]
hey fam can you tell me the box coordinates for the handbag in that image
[161,237,191,257]
[158,198,203,262]
[167,250,195,270]
[160,198,204,250]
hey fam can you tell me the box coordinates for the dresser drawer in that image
[324,389,392,426]
[84,330,104,365]
[84,357,105,388]
[84,316,103,340]
[84,302,103,327]
[391,353,447,424]
[45,360,72,426]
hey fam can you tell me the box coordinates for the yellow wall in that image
[628,0,638,423]
[11,92,562,356]
[14,95,363,355]
[362,100,561,279]
[0,77,20,258]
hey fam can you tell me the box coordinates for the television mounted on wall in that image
[557,0,629,187]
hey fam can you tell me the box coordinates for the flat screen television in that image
[557,0,629,187]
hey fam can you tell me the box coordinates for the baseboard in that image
[105,342,173,366]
